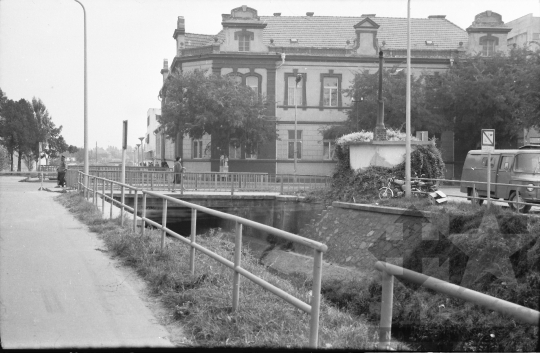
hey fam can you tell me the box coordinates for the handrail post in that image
[109,180,113,219]
[309,249,323,348]
[133,189,138,232]
[151,172,154,191]
[232,221,243,311]
[190,209,197,275]
[161,199,167,252]
[141,192,147,236]
[231,174,235,196]
[101,178,105,215]
[93,177,97,206]
[280,175,284,195]
[516,188,521,212]
[121,185,125,226]
[473,183,476,205]
[379,269,395,350]
[181,173,184,195]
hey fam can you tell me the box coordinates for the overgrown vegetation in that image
[317,205,540,351]
[309,140,445,204]
[56,192,402,349]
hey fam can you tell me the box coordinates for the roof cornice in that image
[466,27,511,34]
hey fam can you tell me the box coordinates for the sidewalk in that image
[0,176,175,349]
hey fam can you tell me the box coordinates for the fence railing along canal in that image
[375,261,540,350]
[68,170,328,348]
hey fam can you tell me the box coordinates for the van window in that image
[481,157,495,168]
[514,153,540,173]
[499,156,513,171]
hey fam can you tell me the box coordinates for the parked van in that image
[460,149,540,212]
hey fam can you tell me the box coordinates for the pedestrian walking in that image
[56,156,67,188]
[172,157,185,192]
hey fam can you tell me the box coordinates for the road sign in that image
[481,129,495,151]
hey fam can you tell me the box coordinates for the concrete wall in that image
[349,140,434,170]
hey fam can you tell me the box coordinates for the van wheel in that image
[469,188,484,205]
[509,192,532,213]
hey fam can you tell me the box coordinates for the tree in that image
[325,66,444,141]
[0,98,36,171]
[425,49,540,152]
[159,69,276,157]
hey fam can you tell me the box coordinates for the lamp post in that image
[405,0,412,198]
[294,74,302,176]
[73,0,88,190]
[136,143,140,165]
[351,97,363,131]
[139,136,145,165]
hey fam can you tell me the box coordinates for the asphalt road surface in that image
[0,177,174,349]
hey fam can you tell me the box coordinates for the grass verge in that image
[55,191,399,349]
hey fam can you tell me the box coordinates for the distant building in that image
[145,108,175,166]
[158,6,513,178]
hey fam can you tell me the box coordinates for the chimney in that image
[306,12,314,17]
[273,12,281,16]
[361,14,376,17]
[160,59,169,83]
[428,15,446,19]
[173,16,186,57]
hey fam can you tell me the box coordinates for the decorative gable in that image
[354,17,379,56]
[220,5,267,52]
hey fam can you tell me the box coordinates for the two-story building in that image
[155,6,514,178]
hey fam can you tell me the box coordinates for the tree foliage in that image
[424,48,540,151]
[159,70,276,157]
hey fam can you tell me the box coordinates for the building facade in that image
[157,6,516,177]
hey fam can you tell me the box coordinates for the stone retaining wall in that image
[296,202,443,276]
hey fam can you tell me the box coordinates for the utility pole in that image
[294,74,302,177]
[405,0,412,198]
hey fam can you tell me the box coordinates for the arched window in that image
[246,76,258,96]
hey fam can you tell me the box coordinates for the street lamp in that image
[73,0,88,190]
[136,143,140,165]
[351,97,363,131]
[139,136,145,165]
[294,74,302,176]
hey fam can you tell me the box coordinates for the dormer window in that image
[234,30,254,52]
[290,38,299,44]
[479,35,498,56]
[425,40,434,46]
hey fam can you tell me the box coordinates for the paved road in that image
[0,177,174,349]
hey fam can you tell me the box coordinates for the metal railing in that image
[412,176,540,212]
[72,170,328,348]
[76,169,330,195]
[375,261,540,350]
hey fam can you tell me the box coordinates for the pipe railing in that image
[73,170,328,348]
[412,176,540,211]
[375,261,539,350]
[76,169,330,195]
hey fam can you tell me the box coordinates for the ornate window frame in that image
[319,70,343,110]
[283,69,307,110]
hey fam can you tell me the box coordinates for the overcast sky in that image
[1,0,539,149]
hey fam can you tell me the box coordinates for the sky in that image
[1,0,539,150]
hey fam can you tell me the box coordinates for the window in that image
[229,140,241,159]
[533,33,540,41]
[287,76,303,105]
[499,156,513,171]
[323,77,338,106]
[146,134,149,144]
[287,130,302,159]
[147,116,150,126]
[246,76,258,97]
[323,140,335,160]
[193,139,203,159]
[480,35,498,56]
[481,157,495,168]
[514,153,540,173]
[239,34,250,51]
[245,143,257,159]
[231,75,242,85]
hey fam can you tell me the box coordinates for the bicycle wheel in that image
[379,187,393,200]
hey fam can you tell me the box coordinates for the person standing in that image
[56,156,67,188]
[172,157,185,192]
